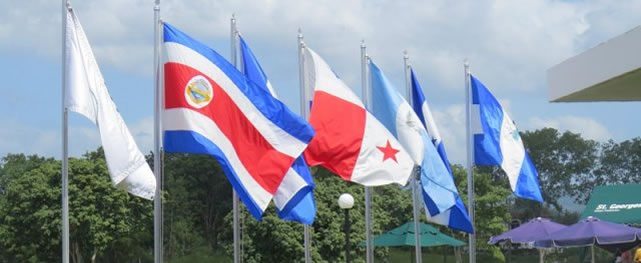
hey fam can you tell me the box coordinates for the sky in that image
[1,0,641,166]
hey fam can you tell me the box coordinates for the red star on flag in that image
[377,140,400,163]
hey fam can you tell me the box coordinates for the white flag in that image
[65,8,155,199]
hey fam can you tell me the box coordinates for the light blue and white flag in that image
[471,75,543,202]
[411,70,473,233]
[239,35,316,224]
[369,61,458,217]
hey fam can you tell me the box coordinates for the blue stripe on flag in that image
[471,75,503,166]
[515,154,544,201]
[238,35,316,224]
[411,69,473,233]
[410,70,427,127]
[164,130,264,219]
[163,23,314,144]
[470,75,543,202]
[277,157,316,225]
[369,60,457,214]
[239,36,269,88]
[369,62,403,137]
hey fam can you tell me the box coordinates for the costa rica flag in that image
[162,23,315,219]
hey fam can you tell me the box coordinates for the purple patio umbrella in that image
[489,217,566,245]
[489,217,566,263]
[535,216,641,263]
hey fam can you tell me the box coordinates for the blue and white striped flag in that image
[239,35,317,224]
[471,75,543,202]
[369,61,460,222]
[411,70,473,233]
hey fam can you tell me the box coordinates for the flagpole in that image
[404,51,422,263]
[361,40,374,263]
[297,29,313,263]
[230,14,242,263]
[153,0,163,262]
[61,1,70,263]
[464,60,476,263]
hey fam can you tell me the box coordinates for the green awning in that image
[581,184,641,224]
[363,222,465,247]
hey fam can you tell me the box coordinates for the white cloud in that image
[527,115,612,141]
[431,104,466,165]
[2,0,639,91]
[1,0,638,159]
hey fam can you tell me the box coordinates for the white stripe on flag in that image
[273,168,308,209]
[499,114,525,191]
[164,42,307,158]
[163,108,272,211]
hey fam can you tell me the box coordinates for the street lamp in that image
[338,193,354,263]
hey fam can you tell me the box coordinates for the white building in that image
[548,26,641,102]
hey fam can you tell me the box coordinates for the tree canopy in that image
[0,127,638,262]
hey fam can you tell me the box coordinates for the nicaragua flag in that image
[410,70,473,233]
[471,75,543,202]
[239,35,316,225]
[368,61,459,217]
[162,23,315,219]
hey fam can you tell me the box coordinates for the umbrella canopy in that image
[370,222,465,247]
[489,217,566,245]
[536,216,641,252]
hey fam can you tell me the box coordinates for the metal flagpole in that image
[361,41,374,263]
[297,29,313,263]
[153,0,163,262]
[464,60,476,263]
[230,14,242,263]
[61,1,70,262]
[403,51,422,263]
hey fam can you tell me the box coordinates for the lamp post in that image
[338,193,355,263]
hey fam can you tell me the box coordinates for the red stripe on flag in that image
[164,62,292,194]
[304,91,366,181]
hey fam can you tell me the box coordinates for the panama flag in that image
[64,7,156,199]
[303,48,413,186]
[410,70,473,233]
[368,61,460,221]
[239,35,316,224]
[471,75,543,202]
[162,23,315,219]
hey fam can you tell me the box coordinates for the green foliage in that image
[452,165,510,262]
[218,167,414,263]
[521,128,599,206]
[0,150,152,262]
[1,127,639,262]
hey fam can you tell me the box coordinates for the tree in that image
[596,138,641,186]
[452,165,511,262]
[521,128,599,207]
[0,150,153,262]
[162,153,233,260]
[220,167,414,263]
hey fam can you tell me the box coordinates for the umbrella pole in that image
[591,245,595,263]
[538,249,543,263]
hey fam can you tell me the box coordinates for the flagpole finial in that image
[298,28,305,48]
[361,39,366,48]
[464,59,469,67]
[403,50,409,59]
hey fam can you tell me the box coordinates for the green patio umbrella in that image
[367,222,465,247]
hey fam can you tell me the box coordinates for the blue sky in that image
[2,0,641,165]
